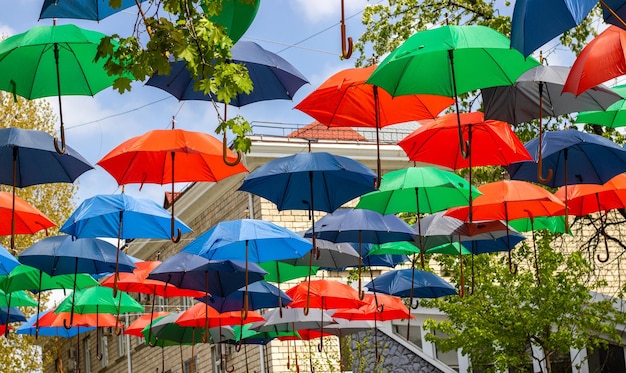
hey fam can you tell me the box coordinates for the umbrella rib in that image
[62,43,98,97]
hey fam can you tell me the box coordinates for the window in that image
[393,323,422,348]
[182,296,194,310]
[433,330,459,370]
[549,351,572,373]
[118,332,127,357]
[587,343,626,373]
[211,345,222,373]
[100,337,109,367]
[83,337,92,373]
[184,356,197,373]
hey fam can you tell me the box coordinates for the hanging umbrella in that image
[124,312,171,337]
[0,24,124,153]
[18,235,136,330]
[356,166,481,268]
[181,219,311,318]
[0,289,36,307]
[359,242,410,269]
[61,193,192,294]
[575,84,626,128]
[175,303,265,329]
[0,191,55,236]
[39,0,148,21]
[603,0,626,29]
[554,173,626,262]
[196,281,293,313]
[507,129,626,232]
[365,268,456,300]
[16,309,94,338]
[305,208,415,306]
[367,24,538,162]
[398,112,532,223]
[287,235,361,270]
[97,121,247,242]
[563,26,626,96]
[0,264,97,293]
[0,245,19,276]
[294,65,453,182]
[0,307,26,324]
[252,307,335,334]
[257,260,317,316]
[203,0,261,44]
[0,127,93,250]
[508,216,568,234]
[509,0,599,57]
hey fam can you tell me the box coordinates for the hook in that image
[537,156,553,184]
[63,310,74,330]
[410,298,419,310]
[222,131,242,166]
[460,139,470,159]
[235,340,243,353]
[377,304,384,313]
[54,136,66,154]
[170,223,181,243]
[340,0,353,59]
[317,342,323,353]
[148,337,158,347]
[598,226,610,263]
[359,288,365,300]
[114,318,123,336]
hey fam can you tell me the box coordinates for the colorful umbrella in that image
[575,84,626,128]
[196,281,293,313]
[364,268,456,300]
[124,312,171,337]
[0,246,19,276]
[0,191,55,236]
[0,24,122,153]
[294,65,453,181]
[288,236,361,270]
[603,0,626,29]
[0,264,97,294]
[258,261,318,283]
[16,309,94,338]
[39,0,148,21]
[508,216,568,234]
[0,127,93,250]
[563,26,626,96]
[203,0,261,44]
[97,122,247,242]
[252,307,334,334]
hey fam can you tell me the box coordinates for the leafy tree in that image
[98,0,255,155]
[0,92,78,372]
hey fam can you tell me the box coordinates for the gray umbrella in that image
[482,64,622,184]
[482,65,621,125]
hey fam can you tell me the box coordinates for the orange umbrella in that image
[554,174,626,262]
[563,26,626,96]
[97,121,248,242]
[124,312,171,337]
[295,65,453,183]
[446,180,565,280]
[0,191,55,236]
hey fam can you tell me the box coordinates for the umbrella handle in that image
[410,298,419,310]
[377,304,385,313]
[235,339,243,352]
[537,151,553,184]
[63,309,74,330]
[340,0,353,59]
[171,227,182,243]
[460,139,470,159]
[148,337,158,347]
[222,131,242,166]
[317,342,323,353]
[598,215,610,263]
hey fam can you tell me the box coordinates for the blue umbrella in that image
[359,243,409,269]
[196,281,293,313]
[510,0,598,57]
[60,193,192,294]
[0,127,93,250]
[0,306,26,324]
[16,310,94,338]
[305,208,415,302]
[365,268,457,300]
[18,235,136,328]
[147,252,266,297]
[39,0,147,21]
[507,129,626,229]
[146,41,309,107]
[182,219,310,318]
[0,244,19,276]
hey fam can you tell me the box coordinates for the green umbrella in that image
[575,84,626,128]
[203,0,261,43]
[55,286,143,316]
[365,241,421,256]
[0,289,37,307]
[0,265,98,293]
[258,261,318,283]
[0,24,120,153]
[367,25,538,158]
[509,216,568,234]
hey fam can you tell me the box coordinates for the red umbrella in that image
[175,302,264,333]
[0,191,55,236]
[563,26,626,96]
[295,65,454,182]
[554,174,626,262]
[446,180,565,280]
[97,120,248,242]
[399,111,532,222]
[124,312,171,337]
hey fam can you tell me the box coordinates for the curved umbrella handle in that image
[222,131,242,167]
[63,309,74,330]
[170,221,182,243]
[340,0,353,59]
[377,304,385,313]
[598,220,610,263]
[54,136,66,155]
[410,298,419,310]
[148,336,159,347]
[537,156,553,184]
[460,139,470,159]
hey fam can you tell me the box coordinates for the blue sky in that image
[1,1,369,206]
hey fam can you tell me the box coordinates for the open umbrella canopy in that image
[100,261,205,298]
[124,312,171,337]
[356,166,480,215]
[16,310,94,338]
[426,235,526,256]
[175,302,265,328]
[507,129,626,187]
[0,245,19,276]
[252,307,335,333]
[40,0,148,21]
[398,112,532,169]
[285,279,367,310]
[508,216,568,234]
[258,261,318,283]
[60,193,192,239]
[55,286,144,315]
[41,310,122,328]
[554,173,626,215]
[333,293,413,322]
[0,191,55,235]
[0,264,97,293]
[238,151,377,213]
[196,281,293,313]
[286,235,361,270]
[182,219,311,262]
[365,269,457,298]
[0,307,26,324]
[367,25,539,97]
[18,235,136,276]
[575,84,626,128]
[204,0,260,43]
[482,65,621,125]
[146,41,309,106]
[147,252,266,297]
[97,128,247,186]
[142,313,204,346]
[564,26,626,96]
[0,289,36,307]
[509,0,598,57]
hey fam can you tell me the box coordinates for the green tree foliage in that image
[0,92,78,372]
[98,0,255,154]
